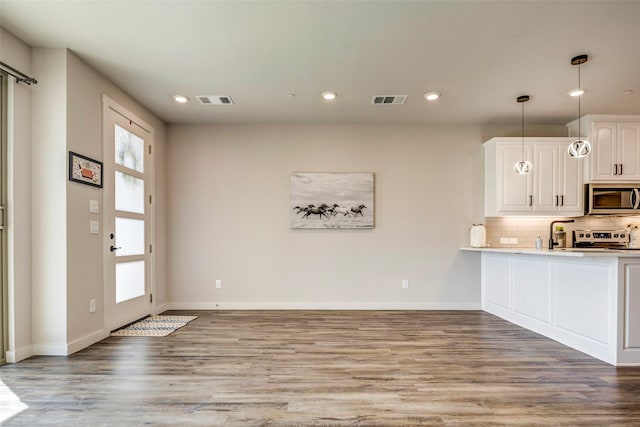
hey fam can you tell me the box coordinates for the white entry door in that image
[103,97,153,331]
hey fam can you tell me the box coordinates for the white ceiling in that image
[1,0,639,126]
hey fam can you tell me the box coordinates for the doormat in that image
[111,315,198,337]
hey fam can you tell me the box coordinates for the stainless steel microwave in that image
[586,183,640,214]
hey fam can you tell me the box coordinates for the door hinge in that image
[149,244,153,253]
[150,293,153,303]
[149,145,152,155]
[149,195,152,204]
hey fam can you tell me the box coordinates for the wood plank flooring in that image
[1,310,640,426]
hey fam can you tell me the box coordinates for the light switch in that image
[90,220,100,234]
[90,200,99,214]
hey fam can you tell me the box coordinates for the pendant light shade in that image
[514,95,532,175]
[568,54,591,158]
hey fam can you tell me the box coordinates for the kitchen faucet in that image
[549,219,575,250]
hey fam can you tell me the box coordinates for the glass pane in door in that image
[115,171,144,214]
[115,261,145,303]
[115,124,144,172]
[115,217,145,257]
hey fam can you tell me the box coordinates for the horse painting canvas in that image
[290,172,374,229]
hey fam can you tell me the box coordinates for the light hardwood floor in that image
[1,310,640,426]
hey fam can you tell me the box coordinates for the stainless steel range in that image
[573,229,634,249]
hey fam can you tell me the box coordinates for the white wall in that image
[0,27,33,362]
[31,48,68,353]
[0,32,168,360]
[30,48,168,355]
[167,124,482,309]
[65,50,168,349]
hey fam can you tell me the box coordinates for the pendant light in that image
[568,54,591,158]
[514,95,532,174]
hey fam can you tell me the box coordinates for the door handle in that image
[633,189,640,209]
[560,195,564,206]
[620,163,623,175]
[528,195,533,207]
[614,164,619,175]
[110,245,122,252]
[555,195,559,206]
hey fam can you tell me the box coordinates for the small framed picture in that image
[69,151,103,188]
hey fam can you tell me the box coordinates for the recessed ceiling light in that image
[173,95,189,103]
[568,88,585,97]
[424,92,440,101]
[321,91,337,101]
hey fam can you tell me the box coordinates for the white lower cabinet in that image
[513,257,550,324]
[481,252,640,366]
[482,253,511,310]
[554,260,612,346]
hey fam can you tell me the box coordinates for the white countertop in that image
[460,246,640,257]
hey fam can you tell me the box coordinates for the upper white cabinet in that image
[485,137,584,217]
[534,141,584,214]
[567,115,640,182]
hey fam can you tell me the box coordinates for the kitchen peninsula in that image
[463,247,640,366]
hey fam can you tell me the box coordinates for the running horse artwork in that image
[289,173,374,229]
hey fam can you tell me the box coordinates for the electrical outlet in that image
[402,279,409,289]
[215,279,222,289]
[500,237,509,244]
[89,299,96,313]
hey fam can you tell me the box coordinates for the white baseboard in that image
[6,345,34,363]
[67,329,110,355]
[32,343,69,356]
[166,301,481,311]
[154,302,170,315]
[32,329,110,357]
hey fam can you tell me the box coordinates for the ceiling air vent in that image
[196,95,234,105]
[371,95,407,105]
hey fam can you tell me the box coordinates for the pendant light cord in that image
[521,101,525,160]
[577,63,581,138]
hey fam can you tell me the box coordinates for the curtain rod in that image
[0,61,37,85]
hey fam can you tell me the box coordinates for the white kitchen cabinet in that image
[533,142,583,214]
[567,115,640,182]
[485,137,584,216]
[495,141,533,213]
[482,253,511,311]
[480,251,640,366]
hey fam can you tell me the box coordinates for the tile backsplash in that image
[484,216,640,248]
